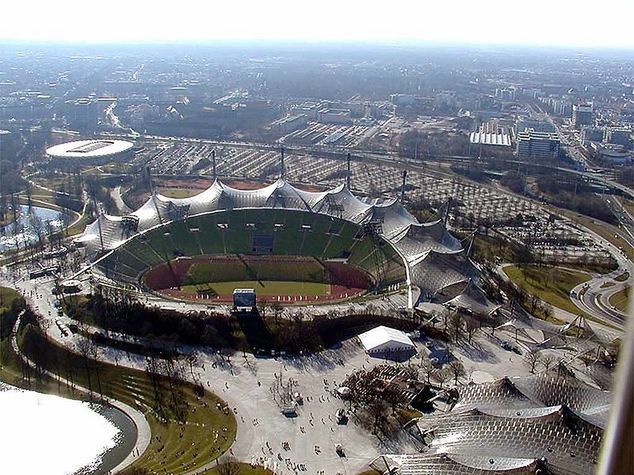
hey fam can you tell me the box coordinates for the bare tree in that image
[368,399,389,435]
[146,355,164,414]
[447,360,466,385]
[526,349,542,374]
[216,456,241,475]
[88,337,104,398]
[542,356,555,373]
[441,308,451,334]
[465,318,479,344]
[435,367,450,389]
[161,355,187,420]
[420,358,436,385]
[76,337,95,397]
[272,302,283,325]
[30,213,45,251]
[186,353,198,379]
[448,311,464,342]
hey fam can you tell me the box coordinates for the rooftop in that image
[358,326,414,351]
[46,139,134,159]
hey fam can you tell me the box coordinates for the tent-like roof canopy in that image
[76,179,495,310]
[359,326,415,352]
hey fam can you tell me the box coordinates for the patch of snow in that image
[0,384,120,475]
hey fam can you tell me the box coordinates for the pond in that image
[0,205,68,252]
[0,383,137,475]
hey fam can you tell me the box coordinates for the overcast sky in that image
[2,0,633,49]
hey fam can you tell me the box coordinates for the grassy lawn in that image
[468,233,531,264]
[503,265,591,316]
[0,338,78,401]
[609,287,631,314]
[159,188,203,199]
[1,289,81,399]
[396,407,423,423]
[182,280,330,297]
[202,464,274,475]
[0,213,15,227]
[615,271,630,282]
[619,197,634,219]
[466,230,616,273]
[31,175,69,190]
[10,317,237,475]
[0,287,21,312]
[187,258,325,285]
[65,210,91,237]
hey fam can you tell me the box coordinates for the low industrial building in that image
[470,122,512,148]
[271,114,308,133]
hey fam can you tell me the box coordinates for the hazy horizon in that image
[2,0,634,50]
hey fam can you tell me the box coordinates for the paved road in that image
[496,263,624,341]
[568,221,633,328]
[605,196,634,245]
[111,185,133,214]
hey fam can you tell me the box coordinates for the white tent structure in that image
[359,326,416,355]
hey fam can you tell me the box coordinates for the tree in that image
[272,302,283,325]
[146,355,164,414]
[420,358,436,385]
[447,360,466,385]
[435,367,450,389]
[186,353,198,378]
[542,356,555,373]
[526,349,542,374]
[465,318,479,344]
[216,456,241,475]
[368,399,389,435]
[161,356,187,421]
[448,311,464,342]
[76,337,96,397]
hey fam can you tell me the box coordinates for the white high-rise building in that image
[517,130,560,159]
[572,104,594,128]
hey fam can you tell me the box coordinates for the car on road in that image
[281,405,297,417]
[55,318,69,337]
[336,409,348,424]
[501,340,522,354]
[335,443,345,457]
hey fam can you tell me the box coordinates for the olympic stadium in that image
[74,179,493,311]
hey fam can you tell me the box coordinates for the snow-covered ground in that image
[0,383,120,475]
